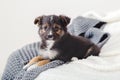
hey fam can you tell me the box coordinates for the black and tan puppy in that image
[24,15,100,69]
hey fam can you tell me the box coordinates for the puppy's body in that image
[24,15,100,70]
[41,33,100,62]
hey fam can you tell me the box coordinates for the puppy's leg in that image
[84,45,100,58]
[37,60,50,66]
[23,56,44,69]
[27,60,50,71]
[28,56,44,65]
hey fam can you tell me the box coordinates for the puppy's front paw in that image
[27,64,38,71]
[23,64,31,70]
[26,60,50,71]
[37,60,50,66]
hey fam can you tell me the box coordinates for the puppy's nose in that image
[48,35,53,38]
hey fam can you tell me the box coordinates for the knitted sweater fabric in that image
[68,16,106,36]
[2,42,64,80]
[68,16,110,48]
[2,16,110,80]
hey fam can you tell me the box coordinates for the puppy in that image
[24,15,100,70]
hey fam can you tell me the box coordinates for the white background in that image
[0,0,120,74]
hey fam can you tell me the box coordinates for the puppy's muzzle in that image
[46,30,54,40]
[47,35,53,38]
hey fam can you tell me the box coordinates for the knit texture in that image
[2,42,64,80]
[84,28,110,48]
[68,16,106,36]
[68,16,110,48]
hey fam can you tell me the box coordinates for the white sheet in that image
[35,12,120,80]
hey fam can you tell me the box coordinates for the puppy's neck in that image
[40,40,57,59]
[46,40,55,50]
[40,40,55,50]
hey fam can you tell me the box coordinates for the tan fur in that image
[40,29,46,33]
[42,23,49,28]
[53,24,61,28]
[53,24,65,36]
[36,60,50,66]
[57,30,65,37]
[28,56,44,65]
[56,30,62,35]
[27,56,50,66]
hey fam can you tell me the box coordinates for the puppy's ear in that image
[34,16,43,25]
[59,15,71,27]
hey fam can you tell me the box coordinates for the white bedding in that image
[35,11,120,80]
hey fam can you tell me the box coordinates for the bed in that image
[35,11,120,80]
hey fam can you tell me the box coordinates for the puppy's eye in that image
[43,26,48,30]
[54,26,60,31]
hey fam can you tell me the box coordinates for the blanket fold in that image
[68,16,106,36]
[68,16,110,48]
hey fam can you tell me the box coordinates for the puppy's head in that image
[34,15,70,41]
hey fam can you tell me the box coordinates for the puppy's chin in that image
[46,37,54,40]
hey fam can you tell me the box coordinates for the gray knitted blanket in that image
[2,42,64,80]
[68,16,110,48]
[2,16,110,80]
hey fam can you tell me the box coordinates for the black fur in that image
[50,33,100,62]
